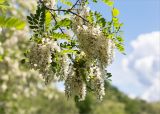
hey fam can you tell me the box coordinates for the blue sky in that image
[90,0,160,49]
[89,0,160,101]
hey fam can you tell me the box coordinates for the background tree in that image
[0,0,78,114]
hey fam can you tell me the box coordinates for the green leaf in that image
[0,4,9,10]
[52,32,70,39]
[0,0,5,4]
[107,73,112,79]
[117,36,124,43]
[27,3,45,35]
[87,11,94,23]
[60,49,77,54]
[112,8,120,17]
[0,0,9,11]
[94,12,106,27]
[45,11,52,30]
[102,0,114,7]
[0,55,3,62]
[115,42,125,52]
[95,11,102,20]
[0,16,26,29]
[98,18,106,27]
[60,0,73,7]
[92,0,97,3]
[112,17,120,28]
[53,18,71,30]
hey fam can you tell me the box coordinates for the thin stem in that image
[39,0,90,24]
[49,10,64,34]
[49,9,89,23]
[70,0,81,10]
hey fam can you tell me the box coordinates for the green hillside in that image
[75,82,160,114]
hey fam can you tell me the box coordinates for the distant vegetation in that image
[76,82,160,114]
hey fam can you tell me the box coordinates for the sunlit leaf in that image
[60,0,73,7]
[53,18,72,30]
[45,11,52,30]
[102,0,114,7]
[52,32,70,39]
[112,8,120,17]
[0,16,26,29]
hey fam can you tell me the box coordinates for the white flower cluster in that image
[65,67,87,101]
[89,64,105,100]
[27,38,60,83]
[72,14,115,67]
[70,6,115,100]
[43,0,56,8]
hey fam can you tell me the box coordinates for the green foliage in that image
[75,82,160,114]
[0,0,5,3]
[0,0,9,11]
[0,0,26,29]
[93,100,126,114]
[112,8,120,17]
[86,11,94,23]
[92,0,98,3]
[102,0,114,7]
[60,0,73,7]
[45,11,52,30]
[0,16,26,29]
[27,3,72,42]
[27,3,45,36]
[53,18,72,30]
[52,32,70,39]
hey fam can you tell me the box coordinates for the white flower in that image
[43,0,56,8]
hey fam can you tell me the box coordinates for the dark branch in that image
[39,0,90,24]
[70,0,81,10]
[50,9,89,23]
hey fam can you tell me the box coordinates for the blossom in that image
[43,0,56,8]
[27,38,56,83]
[65,67,87,101]
[72,16,115,67]
[89,63,105,100]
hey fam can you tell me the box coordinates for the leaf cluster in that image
[0,0,26,29]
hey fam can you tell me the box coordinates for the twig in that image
[39,0,90,23]
[49,10,64,34]
[69,0,81,10]
[48,9,89,23]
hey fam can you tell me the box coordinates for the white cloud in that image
[120,31,160,102]
[141,74,160,102]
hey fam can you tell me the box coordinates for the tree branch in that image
[70,0,81,10]
[39,0,90,24]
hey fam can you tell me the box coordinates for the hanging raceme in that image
[25,0,125,101]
